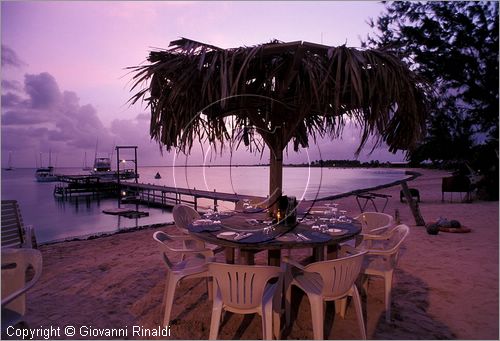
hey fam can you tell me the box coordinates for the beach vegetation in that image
[364,1,499,199]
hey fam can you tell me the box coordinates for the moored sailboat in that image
[35,151,58,182]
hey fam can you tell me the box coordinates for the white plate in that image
[328,228,346,234]
[193,219,214,226]
[218,232,237,237]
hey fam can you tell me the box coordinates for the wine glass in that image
[204,206,214,219]
[331,203,339,219]
[338,210,348,222]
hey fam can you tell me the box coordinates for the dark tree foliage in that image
[364,1,499,199]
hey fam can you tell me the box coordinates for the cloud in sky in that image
[1,44,27,68]
[1,70,116,166]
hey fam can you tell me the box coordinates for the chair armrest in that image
[361,232,391,241]
[369,226,391,233]
[168,245,213,254]
[1,260,42,307]
[165,233,197,241]
[282,256,305,271]
[364,248,392,257]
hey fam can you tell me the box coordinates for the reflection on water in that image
[1,166,405,244]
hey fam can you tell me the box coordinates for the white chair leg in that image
[285,283,292,326]
[309,295,324,340]
[362,275,369,294]
[336,298,348,319]
[209,297,223,340]
[272,291,282,339]
[384,271,393,322]
[351,287,367,339]
[206,277,213,301]
[262,302,273,340]
[162,274,178,328]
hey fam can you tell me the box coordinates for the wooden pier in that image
[54,175,117,198]
[119,181,260,210]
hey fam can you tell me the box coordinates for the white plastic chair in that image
[172,204,223,259]
[2,248,43,331]
[208,262,283,340]
[153,231,214,328]
[360,224,410,322]
[284,246,367,340]
[354,212,394,247]
[355,212,394,234]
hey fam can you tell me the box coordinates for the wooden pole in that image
[401,181,425,226]
[269,146,283,215]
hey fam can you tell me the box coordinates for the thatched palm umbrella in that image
[129,38,430,211]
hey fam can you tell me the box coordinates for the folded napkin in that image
[216,231,254,241]
[243,207,263,213]
[297,230,332,242]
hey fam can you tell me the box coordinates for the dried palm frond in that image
[128,38,431,201]
[129,38,430,156]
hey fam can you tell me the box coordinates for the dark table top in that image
[187,210,361,251]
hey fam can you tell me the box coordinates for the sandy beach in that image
[20,168,499,340]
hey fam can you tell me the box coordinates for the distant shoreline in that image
[9,163,411,169]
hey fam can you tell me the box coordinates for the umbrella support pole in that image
[401,181,425,226]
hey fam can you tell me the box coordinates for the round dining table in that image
[187,209,361,266]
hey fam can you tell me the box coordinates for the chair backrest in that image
[208,262,282,310]
[304,248,367,300]
[355,212,394,234]
[2,248,43,316]
[152,231,179,270]
[378,224,410,266]
[366,224,410,268]
[1,200,30,248]
[172,205,200,233]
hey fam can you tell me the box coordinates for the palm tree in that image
[129,38,430,211]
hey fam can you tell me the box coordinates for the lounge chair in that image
[1,200,36,248]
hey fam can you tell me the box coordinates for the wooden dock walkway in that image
[119,181,261,210]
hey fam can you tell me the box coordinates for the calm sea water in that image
[1,166,405,244]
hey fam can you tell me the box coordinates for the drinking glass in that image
[204,206,214,219]
[331,203,339,218]
[338,210,348,222]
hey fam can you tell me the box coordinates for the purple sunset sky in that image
[1,1,407,168]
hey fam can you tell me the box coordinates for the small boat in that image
[4,151,13,171]
[35,166,58,182]
[155,172,161,179]
[91,156,138,180]
[91,157,114,178]
[35,151,58,182]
